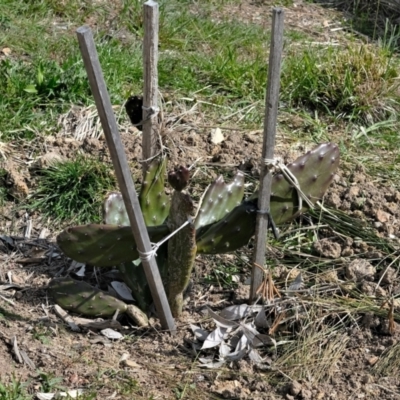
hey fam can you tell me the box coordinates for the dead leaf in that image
[2,47,11,56]
[201,327,227,350]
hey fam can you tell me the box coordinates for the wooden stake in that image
[76,26,176,333]
[250,8,284,301]
[142,0,160,166]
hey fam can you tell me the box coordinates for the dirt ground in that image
[1,1,400,400]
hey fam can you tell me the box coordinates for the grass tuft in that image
[281,43,400,123]
[30,157,116,224]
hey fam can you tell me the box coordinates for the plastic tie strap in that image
[262,158,314,211]
[138,217,192,262]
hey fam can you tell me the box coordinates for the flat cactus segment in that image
[269,142,340,225]
[57,223,169,267]
[48,276,127,317]
[167,191,197,317]
[196,200,258,254]
[139,157,170,226]
[194,171,245,231]
[103,192,130,226]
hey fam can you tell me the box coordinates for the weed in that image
[0,376,30,400]
[37,371,64,393]
[30,157,116,224]
[204,262,240,289]
[32,324,52,345]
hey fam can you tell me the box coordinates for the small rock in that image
[378,267,397,285]
[361,375,372,385]
[341,246,354,257]
[360,281,386,297]
[345,259,375,282]
[287,380,302,396]
[367,356,379,366]
[376,210,391,223]
[313,238,341,259]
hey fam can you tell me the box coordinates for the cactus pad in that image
[57,223,169,267]
[194,171,245,231]
[48,276,128,317]
[269,142,340,225]
[139,157,170,226]
[196,200,258,254]
[103,192,130,226]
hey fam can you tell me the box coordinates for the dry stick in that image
[250,8,285,301]
[76,26,176,333]
[142,0,160,166]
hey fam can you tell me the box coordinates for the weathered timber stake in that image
[76,26,176,333]
[142,0,160,167]
[250,8,285,301]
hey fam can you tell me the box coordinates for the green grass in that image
[29,156,116,224]
[0,377,31,400]
[281,42,400,123]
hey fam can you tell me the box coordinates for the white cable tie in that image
[138,217,193,263]
[130,106,160,128]
[142,105,160,120]
[263,157,314,210]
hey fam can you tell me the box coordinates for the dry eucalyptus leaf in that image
[111,281,134,301]
[207,307,238,329]
[220,304,258,320]
[201,326,227,350]
[190,324,209,341]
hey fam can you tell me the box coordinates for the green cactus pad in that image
[103,192,130,226]
[269,142,340,225]
[48,276,128,317]
[139,157,170,226]
[196,200,258,254]
[194,171,245,231]
[57,223,169,267]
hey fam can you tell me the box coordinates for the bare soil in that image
[1,1,400,399]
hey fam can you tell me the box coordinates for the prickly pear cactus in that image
[55,143,340,320]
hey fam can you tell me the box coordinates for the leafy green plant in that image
[0,376,30,400]
[30,156,116,224]
[53,143,340,319]
[37,371,64,393]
